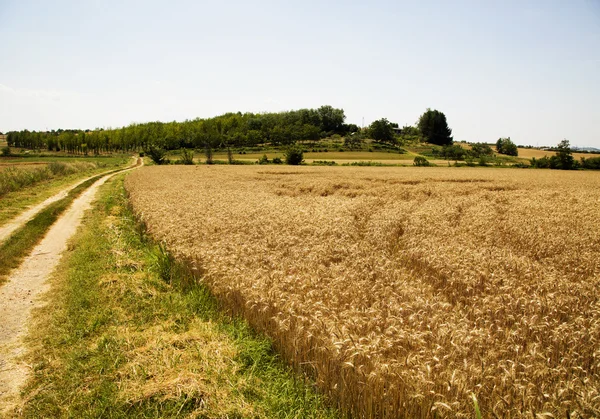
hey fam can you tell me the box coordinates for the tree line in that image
[6,107,456,154]
[6,106,359,154]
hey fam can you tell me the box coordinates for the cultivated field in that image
[125,166,600,418]
[514,147,597,161]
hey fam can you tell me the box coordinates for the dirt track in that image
[0,161,141,414]
[0,157,138,245]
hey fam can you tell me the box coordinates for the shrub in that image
[580,157,600,170]
[440,144,467,161]
[312,160,338,166]
[531,156,551,168]
[258,154,269,165]
[178,148,195,165]
[470,143,494,158]
[146,146,168,165]
[284,146,304,165]
[272,157,283,164]
[1,146,11,157]
[413,156,430,167]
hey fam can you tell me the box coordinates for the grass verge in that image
[0,162,136,285]
[17,174,338,418]
[0,175,107,285]
[0,156,130,226]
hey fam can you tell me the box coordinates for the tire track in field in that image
[0,160,142,415]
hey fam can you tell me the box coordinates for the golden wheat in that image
[125,166,600,418]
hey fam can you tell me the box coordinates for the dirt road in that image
[0,162,141,414]
[0,157,138,245]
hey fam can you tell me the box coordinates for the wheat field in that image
[125,166,600,418]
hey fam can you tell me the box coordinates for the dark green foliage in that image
[178,148,195,165]
[496,137,518,156]
[1,146,11,156]
[342,161,385,166]
[145,145,168,165]
[413,156,430,166]
[580,157,600,170]
[470,143,494,158]
[344,132,365,149]
[397,125,421,143]
[368,118,396,144]
[531,140,581,170]
[5,105,347,154]
[272,157,283,164]
[317,105,346,136]
[554,139,575,170]
[204,143,213,165]
[258,154,269,165]
[284,146,304,165]
[417,109,453,145]
[530,156,551,169]
[342,123,360,135]
[435,144,467,161]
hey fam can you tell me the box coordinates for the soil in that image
[0,160,141,414]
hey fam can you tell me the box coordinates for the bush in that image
[178,148,195,165]
[1,146,11,157]
[146,146,168,165]
[272,157,283,164]
[312,160,338,166]
[258,154,269,165]
[284,146,304,165]
[440,144,467,161]
[580,157,600,170]
[413,156,430,167]
[531,156,551,169]
[470,143,494,158]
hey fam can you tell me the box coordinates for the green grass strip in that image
[0,165,132,285]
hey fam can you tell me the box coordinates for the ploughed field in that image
[125,166,600,418]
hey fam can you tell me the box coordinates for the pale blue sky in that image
[1,0,599,147]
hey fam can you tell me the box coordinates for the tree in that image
[369,118,396,144]
[418,109,453,145]
[318,105,346,135]
[496,137,518,156]
[554,139,575,170]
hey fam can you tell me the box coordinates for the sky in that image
[0,0,599,148]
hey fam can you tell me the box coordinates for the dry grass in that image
[125,166,600,418]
